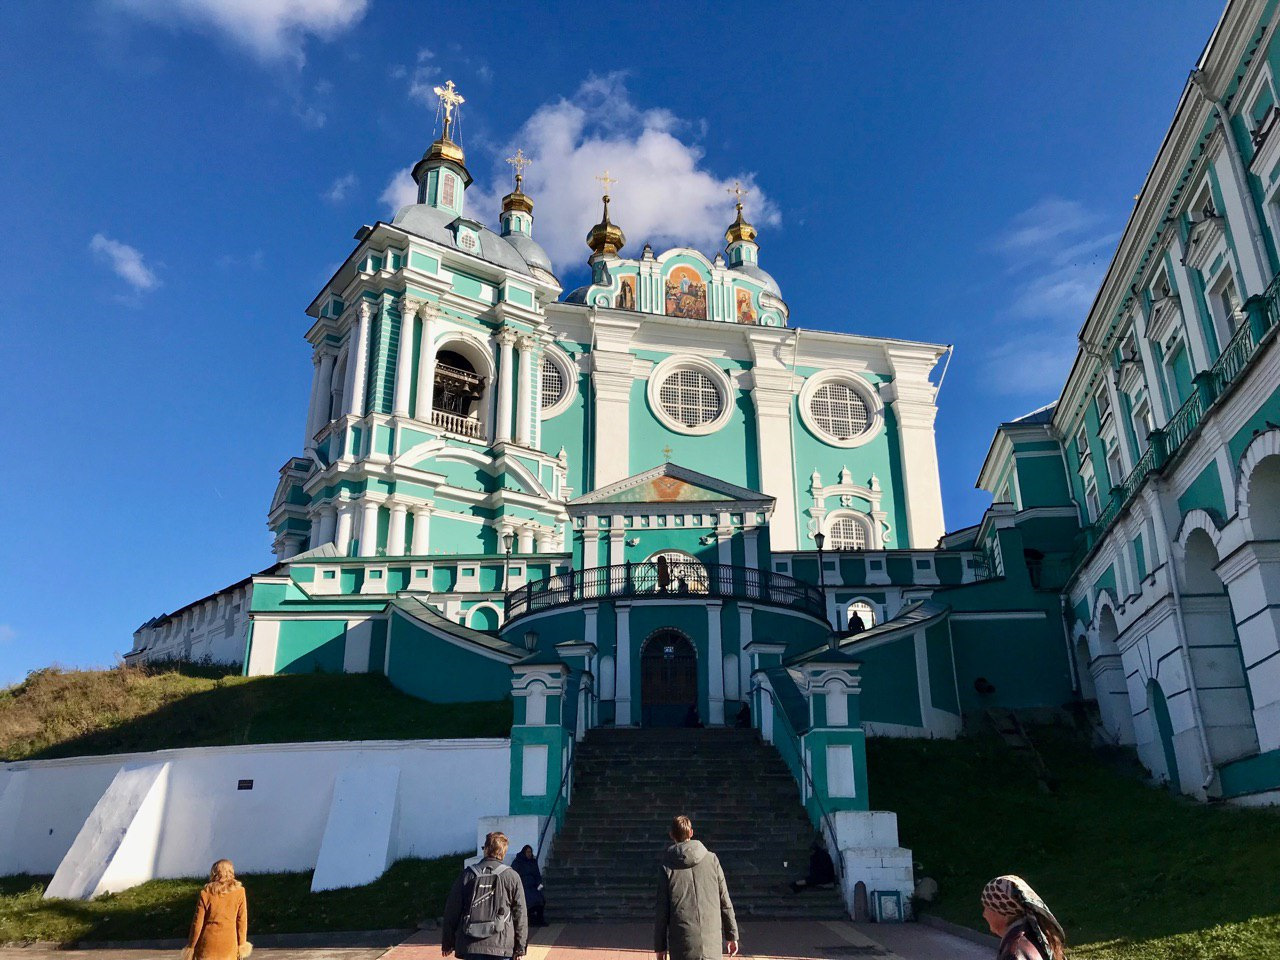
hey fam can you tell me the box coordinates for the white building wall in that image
[128,583,253,667]
[0,739,509,887]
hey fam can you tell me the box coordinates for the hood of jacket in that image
[662,839,709,869]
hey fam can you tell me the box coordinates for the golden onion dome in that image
[502,174,534,215]
[725,201,757,245]
[586,195,626,257]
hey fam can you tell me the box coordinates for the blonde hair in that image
[483,832,509,860]
[205,859,240,895]
[670,815,693,841]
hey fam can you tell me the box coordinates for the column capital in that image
[517,333,536,353]
[416,300,442,322]
[398,295,419,317]
[358,300,377,322]
[497,326,519,346]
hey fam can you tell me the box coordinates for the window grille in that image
[810,382,869,439]
[540,356,564,409]
[829,517,866,551]
[658,368,723,427]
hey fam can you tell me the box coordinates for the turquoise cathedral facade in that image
[128,0,1280,810]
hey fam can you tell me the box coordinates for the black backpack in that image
[461,863,511,939]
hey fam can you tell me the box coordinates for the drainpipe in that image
[1189,69,1272,295]
[1148,479,1218,792]
[1059,593,1083,697]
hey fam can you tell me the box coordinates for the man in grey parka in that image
[655,815,739,960]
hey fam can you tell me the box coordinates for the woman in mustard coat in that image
[184,859,250,960]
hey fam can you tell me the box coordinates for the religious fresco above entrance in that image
[615,274,637,310]
[665,265,707,319]
[736,289,757,324]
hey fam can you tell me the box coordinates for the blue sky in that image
[0,0,1223,682]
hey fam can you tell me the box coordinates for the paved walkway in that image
[0,921,989,960]
[382,920,990,960]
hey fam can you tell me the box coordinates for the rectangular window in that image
[1085,479,1100,522]
[1075,426,1090,466]
[1107,447,1124,488]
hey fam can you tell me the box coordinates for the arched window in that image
[846,600,876,631]
[829,516,867,551]
[644,550,709,593]
[540,355,564,409]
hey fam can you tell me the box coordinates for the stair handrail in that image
[751,680,848,884]
[535,735,575,864]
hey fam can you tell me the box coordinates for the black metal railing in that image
[505,561,827,621]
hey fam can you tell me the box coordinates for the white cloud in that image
[380,168,418,211]
[111,0,369,66]
[458,73,779,270]
[0,624,14,645]
[90,233,159,291]
[325,172,358,203]
[982,197,1119,396]
[407,48,441,105]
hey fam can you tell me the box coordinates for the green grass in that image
[868,726,1280,960]
[0,855,465,945]
[0,665,512,761]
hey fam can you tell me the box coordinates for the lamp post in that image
[814,531,826,589]
[502,530,515,592]
[523,629,539,652]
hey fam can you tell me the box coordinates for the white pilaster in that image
[1133,299,1173,425]
[609,522,626,566]
[387,501,408,556]
[516,335,534,446]
[346,302,374,418]
[1168,233,1215,374]
[358,499,381,557]
[392,298,416,417]
[411,506,432,555]
[304,355,323,451]
[1103,369,1135,473]
[495,328,516,443]
[707,601,725,725]
[880,353,946,548]
[747,366,800,550]
[738,604,753,707]
[317,502,337,547]
[414,302,439,420]
[615,602,633,726]
[590,315,639,487]
[1210,138,1270,297]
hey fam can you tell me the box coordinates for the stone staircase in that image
[542,727,848,922]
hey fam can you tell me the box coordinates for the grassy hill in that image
[0,664,512,761]
[869,726,1280,960]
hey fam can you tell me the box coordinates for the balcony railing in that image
[505,561,827,622]
[431,408,483,438]
[1073,277,1279,570]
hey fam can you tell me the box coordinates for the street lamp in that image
[814,531,826,589]
[523,629,539,652]
[502,531,515,591]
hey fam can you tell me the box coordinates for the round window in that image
[658,368,723,428]
[540,356,564,409]
[811,382,869,440]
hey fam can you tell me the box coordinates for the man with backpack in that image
[442,832,528,960]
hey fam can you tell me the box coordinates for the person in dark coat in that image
[655,815,738,960]
[512,845,545,926]
[790,837,836,893]
[442,832,528,960]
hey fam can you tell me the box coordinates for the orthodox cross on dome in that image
[505,148,531,189]
[727,180,749,210]
[596,169,619,198]
[433,80,465,139]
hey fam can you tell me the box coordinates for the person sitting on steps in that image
[790,836,837,893]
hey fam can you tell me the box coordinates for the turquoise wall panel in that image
[385,615,511,702]
[274,620,348,674]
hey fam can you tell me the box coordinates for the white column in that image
[315,350,335,437]
[738,604,753,709]
[410,506,432,554]
[1168,234,1215,373]
[317,503,337,546]
[495,328,516,443]
[345,302,374,418]
[748,368,800,550]
[518,524,535,554]
[516,335,534,445]
[303,355,323,451]
[744,526,760,570]
[1133,300,1173,425]
[335,500,356,555]
[881,357,946,548]
[393,298,416,417]
[358,499,381,557]
[609,522,626,566]
[707,601,725,725]
[387,501,408,556]
[1210,136,1270,296]
[414,302,439,420]
[615,602,633,726]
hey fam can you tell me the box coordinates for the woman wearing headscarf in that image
[183,859,250,960]
[513,844,546,926]
[980,875,1066,960]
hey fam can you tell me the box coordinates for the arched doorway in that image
[641,630,698,727]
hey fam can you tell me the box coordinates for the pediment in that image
[567,462,773,513]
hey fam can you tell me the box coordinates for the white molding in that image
[538,342,577,420]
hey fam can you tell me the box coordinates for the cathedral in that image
[130,0,1280,813]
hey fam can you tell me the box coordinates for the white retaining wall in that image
[0,739,510,896]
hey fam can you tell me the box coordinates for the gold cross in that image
[432,80,465,138]
[661,444,673,462]
[727,181,749,205]
[505,148,531,186]
[595,170,619,196]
